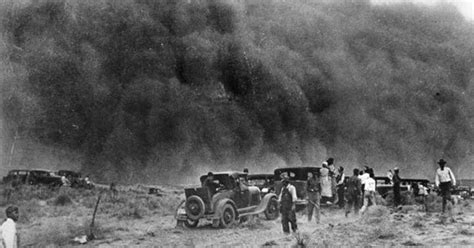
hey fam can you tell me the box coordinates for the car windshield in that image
[200,174,235,189]
[248,179,268,187]
[274,167,320,181]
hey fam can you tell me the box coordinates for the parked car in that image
[273,167,321,208]
[247,174,275,194]
[3,169,30,186]
[457,179,474,198]
[175,171,279,228]
[451,185,472,199]
[375,176,430,198]
[27,170,63,187]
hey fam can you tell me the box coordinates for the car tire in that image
[185,196,205,221]
[220,204,236,228]
[184,218,199,228]
[264,197,279,220]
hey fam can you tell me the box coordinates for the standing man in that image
[345,168,362,217]
[435,159,456,214]
[279,173,298,234]
[392,167,402,208]
[336,166,345,208]
[203,172,219,196]
[1,206,20,248]
[360,172,376,214]
[243,168,249,184]
[306,171,321,223]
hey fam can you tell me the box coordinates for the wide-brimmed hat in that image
[394,167,399,171]
[437,159,447,165]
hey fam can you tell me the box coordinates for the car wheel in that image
[264,197,279,220]
[185,196,205,221]
[184,218,199,228]
[220,204,236,228]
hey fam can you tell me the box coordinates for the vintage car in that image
[247,174,275,194]
[375,176,430,198]
[175,171,279,228]
[3,169,30,186]
[274,167,321,207]
[451,185,472,199]
[456,179,474,198]
[27,169,63,187]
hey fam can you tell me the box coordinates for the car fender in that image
[260,193,278,208]
[214,199,238,220]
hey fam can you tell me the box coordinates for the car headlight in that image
[262,188,269,193]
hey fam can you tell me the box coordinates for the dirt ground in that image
[2,184,473,247]
[91,202,474,247]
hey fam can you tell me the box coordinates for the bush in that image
[54,195,73,206]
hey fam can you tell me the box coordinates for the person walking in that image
[435,159,456,213]
[1,206,20,248]
[360,172,376,214]
[392,167,402,208]
[345,168,362,217]
[306,171,321,223]
[336,166,345,208]
[279,173,298,234]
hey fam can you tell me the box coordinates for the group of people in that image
[277,157,458,234]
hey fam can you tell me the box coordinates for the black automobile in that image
[274,167,321,207]
[3,170,30,186]
[27,170,63,187]
[247,174,275,194]
[375,176,430,198]
[175,171,279,228]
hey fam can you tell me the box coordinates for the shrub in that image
[54,195,73,206]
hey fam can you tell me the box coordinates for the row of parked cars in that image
[2,169,92,189]
[176,166,473,228]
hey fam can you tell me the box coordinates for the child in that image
[1,206,19,248]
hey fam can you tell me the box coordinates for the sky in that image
[371,0,474,20]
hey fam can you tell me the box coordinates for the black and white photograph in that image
[0,0,473,247]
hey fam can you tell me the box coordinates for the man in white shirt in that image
[278,173,298,234]
[1,206,19,248]
[434,159,456,213]
[360,172,376,214]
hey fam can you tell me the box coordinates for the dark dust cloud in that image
[1,0,473,184]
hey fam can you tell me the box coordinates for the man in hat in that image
[306,171,321,223]
[1,205,20,248]
[203,172,220,196]
[435,159,456,213]
[392,167,402,208]
[345,168,362,217]
[278,173,298,234]
[242,168,249,184]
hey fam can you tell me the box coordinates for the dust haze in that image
[1,0,474,185]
